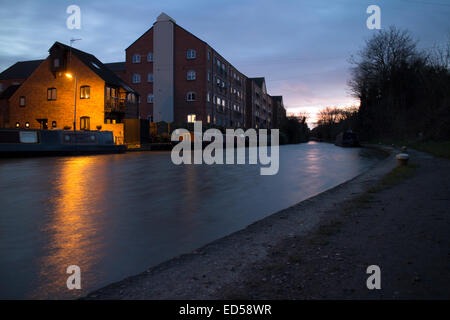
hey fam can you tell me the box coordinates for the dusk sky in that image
[1,0,449,123]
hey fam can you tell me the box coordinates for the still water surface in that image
[0,142,385,299]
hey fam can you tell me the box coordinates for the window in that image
[147,73,154,83]
[187,49,196,59]
[207,115,211,123]
[47,88,57,101]
[133,73,141,83]
[19,96,25,107]
[0,83,3,92]
[147,93,154,103]
[53,59,60,68]
[80,86,90,99]
[186,92,196,101]
[187,114,196,123]
[207,71,210,82]
[132,54,141,63]
[208,51,211,60]
[207,92,210,102]
[187,70,196,81]
[80,117,90,131]
[147,52,153,62]
[52,121,57,128]
[128,93,136,104]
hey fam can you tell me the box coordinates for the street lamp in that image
[65,72,77,131]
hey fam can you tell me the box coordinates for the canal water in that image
[0,142,385,299]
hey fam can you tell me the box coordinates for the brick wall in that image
[8,55,106,132]
[173,25,208,124]
[126,28,154,120]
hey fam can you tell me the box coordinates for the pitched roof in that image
[0,60,44,80]
[51,42,135,93]
[271,96,283,102]
[249,77,265,89]
[0,84,21,99]
[105,62,126,72]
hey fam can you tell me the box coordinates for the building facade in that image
[3,42,138,142]
[245,77,273,129]
[271,95,287,128]
[125,13,247,127]
[0,13,286,132]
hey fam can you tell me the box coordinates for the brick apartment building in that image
[0,42,138,141]
[123,13,247,127]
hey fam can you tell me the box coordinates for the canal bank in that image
[85,145,450,299]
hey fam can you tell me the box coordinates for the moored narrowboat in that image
[0,129,126,157]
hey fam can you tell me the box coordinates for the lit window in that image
[147,93,154,103]
[133,74,141,83]
[19,96,25,107]
[207,114,211,123]
[47,88,57,101]
[187,49,196,59]
[222,100,226,107]
[187,70,196,81]
[147,73,154,83]
[186,92,196,101]
[80,86,90,99]
[128,93,136,104]
[187,114,196,123]
[80,116,90,131]
[147,52,153,62]
[132,54,141,63]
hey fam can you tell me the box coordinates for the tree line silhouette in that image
[312,26,449,143]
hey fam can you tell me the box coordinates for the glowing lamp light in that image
[25,122,30,128]
[65,73,73,79]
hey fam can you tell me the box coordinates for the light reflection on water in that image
[0,142,385,299]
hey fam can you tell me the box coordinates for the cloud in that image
[0,0,448,114]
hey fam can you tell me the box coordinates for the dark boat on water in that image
[0,129,126,157]
[335,131,360,147]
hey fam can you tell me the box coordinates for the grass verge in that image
[368,163,419,193]
[371,140,450,159]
